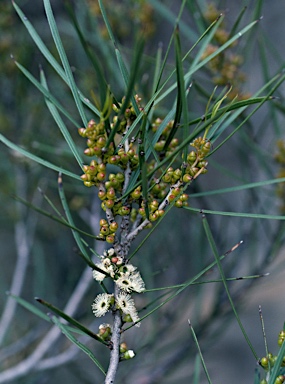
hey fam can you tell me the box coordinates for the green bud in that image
[123,350,135,359]
[106,234,115,243]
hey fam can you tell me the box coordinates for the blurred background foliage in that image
[1,0,285,383]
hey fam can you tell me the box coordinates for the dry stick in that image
[0,264,93,383]
[0,198,105,383]
[0,168,40,346]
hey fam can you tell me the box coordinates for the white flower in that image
[120,264,137,275]
[107,248,115,256]
[103,258,111,267]
[115,275,133,292]
[116,292,136,313]
[116,292,141,327]
[115,270,145,293]
[92,293,113,317]
[93,262,108,282]
[129,271,145,293]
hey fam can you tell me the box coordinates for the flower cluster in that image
[92,248,144,327]
[93,248,145,293]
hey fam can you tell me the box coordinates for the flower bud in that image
[109,222,118,232]
[105,199,115,209]
[120,342,128,353]
[187,151,197,163]
[106,234,115,243]
[123,350,135,359]
[175,199,183,208]
[106,188,116,199]
[183,173,192,183]
[78,128,86,137]
[97,172,106,181]
[100,225,109,236]
[98,190,106,200]
[119,206,130,215]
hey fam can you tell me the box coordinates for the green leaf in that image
[40,68,84,170]
[14,61,79,128]
[36,297,109,346]
[50,315,106,375]
[268,333,285,384]
[155,18,260,105]
[12,1,99,117]
[104,36,145,149]
[43,0,87,126]
[63,0,108,108]
[188,321,213,384]
[190,176,285,198]
[201,214,258,360]
[0,132,81,180]
[8,293,50,322]
[12,194,101,246]
[184,206,285,221]
[58,174,100,265]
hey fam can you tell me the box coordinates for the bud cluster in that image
[78,94,211,238]
[87,0,155,41]
[201,2,250,100]
[119,342,135,360]
[259,329,285,384]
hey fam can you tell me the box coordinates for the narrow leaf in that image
[36,297,109,346]
[58,174,100,264]
[12,1,100,117]
[14,61,79,128]
[51,315,106,375]
[40,68,84,170]
[201,213,258,360]
[9,293,50,322]
[43,0,87,126]
[0,133,81,180]
[188,320,213,384]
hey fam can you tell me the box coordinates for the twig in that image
[105,286,123,384]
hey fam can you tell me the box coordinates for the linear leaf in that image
[0,133,81,180]
[185,206,285,221]
[12,194,100,248]
[40,69,84,170]
[14,61,79,128]
[201,214,258,360]
[9,293,50,322]
[36,297,109,346]
[188,321,213,384]
[268,334,285,384]
[51,315,106,375]
[63,0,107,108]
[58,174,100,264]
[12,1,99,117]
[43,0,87,126]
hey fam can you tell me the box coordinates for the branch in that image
[105,286,123,384]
